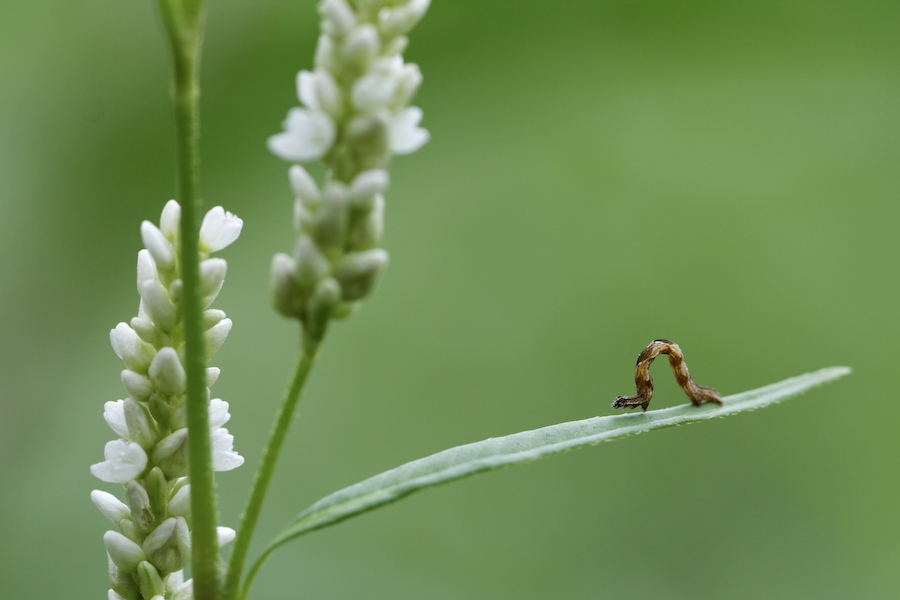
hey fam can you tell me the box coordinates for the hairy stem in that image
[157,1,220,599]
[225,331,323,600]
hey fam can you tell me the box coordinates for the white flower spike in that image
[269,0,430,328]
[92,199,243,597]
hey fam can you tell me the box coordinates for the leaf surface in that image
[263,366,849,561]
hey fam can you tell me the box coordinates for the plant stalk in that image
[157,1,220,599]
[224,331,323,600]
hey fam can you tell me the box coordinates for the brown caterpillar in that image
[612,339,722,412]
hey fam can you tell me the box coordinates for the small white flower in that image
[136,249,159,294]
[208,398,231,430]
[140,221,175,270]
[268,108,336,162]
[388,106,429,154]
[104,530,148,572]
[159,200,182,240]
[204,318,233,359]
[211,428,244,471]
[91,439,148,483]
[110,322,156,373]
[168,484,191,517]
[216,526,236,547]
[199,206,243,253]
[289,164,322,207]
[199,258,228,308]
[148,347,187,396]
[91,489,130,523]
[103,400,130,438]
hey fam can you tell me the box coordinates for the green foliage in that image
[243,366,848,590]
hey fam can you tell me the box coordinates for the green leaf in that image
[250,366,849,587]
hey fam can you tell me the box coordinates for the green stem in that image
[157,2,220,599]
[224,331,323,600]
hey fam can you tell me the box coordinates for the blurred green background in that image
[1,1,897,598]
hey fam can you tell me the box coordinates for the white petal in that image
[91,490,130,523]
[91,440,148,483]
[199,258,228,307]
[167,484,191,516]
[208,398,231,430]
[159,200,182,240]
[200,207,243,252]
[268,108,336,162]
[297,70,319,110]
[388,106,429,154]
[211,428,244,471]
[136,249,159,294]
[216,526,236,547]
[288,164,321,206]
[109,590,126,600]
[204,318,233,359]
[351,70,399,111]
[148,347,187,396]
[140,221,175,270]
[103,400,130,438]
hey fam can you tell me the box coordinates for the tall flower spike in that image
[91,201,243,600]
[269,0,430,335]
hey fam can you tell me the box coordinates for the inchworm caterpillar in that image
[612,339,722,412]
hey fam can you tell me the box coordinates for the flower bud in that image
[346,113,389,164]
[341,23,380,69]
[199,258,227,308]
[129,317,159,346]
[152,429,188,479]
[144,467,168,522]
[352,69,399,111]
[378,0,430,38]
[137,561,166,600]
[315,33,337,71]
[91,490,130,524]
[141,280,176,332]
[319,0,356,38]
[110,323,156,374]
[204,318,233,361]
[289,164,321,208]
[142,517,191,574]
[394,62,423,108]
[126,480,154,532]
[350,193,384,250]
[141,221,175,270]
[167,484,191,517]
[105,530,148,573]
[121,370,153,402]
[169,396,188,431]
[271,253,306,319]
[203,309,226,331]
[317,182,349,249]
[148,393,171,431]
[136,250,159,295]
[206,367,221,387]
[124,398,159,451]
[335,249,389,301]
[306,277,342,339]
[108,556,141,600]
[383,34,409,57]
[103,400,130,438]
[292,236,332,289]
[159,200,181,241]
[217,527,236,547]
[149,347,186,396]
[349,169,389,206]
[91,440,148,484]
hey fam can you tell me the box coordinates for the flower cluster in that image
[268,0,430,335]
[90,201,244,600]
